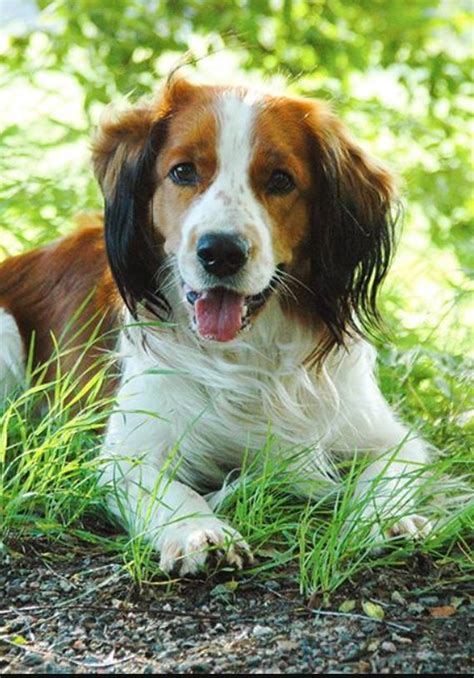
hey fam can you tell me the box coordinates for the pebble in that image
[252,624,274,638]
[59,580,73,592]
[391,591,406,605]
[381,641,397,653]
[43,662,69,674]
[418,596,439,606]
[338,630,352,643]
[416,650,440,661]
[391,633,412,645]
[276,639,299,652]
[23,652,44,666]
[407,602,424,614]
[361,621,378,633]
[264,580,281,591]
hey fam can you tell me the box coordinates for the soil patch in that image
[1,539,472,674]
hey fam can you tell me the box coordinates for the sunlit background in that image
[0,0,472,363]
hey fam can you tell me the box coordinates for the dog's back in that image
[0,221,119,397]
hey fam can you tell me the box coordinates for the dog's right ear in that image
[91,96,172,319]
[92,100,169,319]
[92,78,202,318]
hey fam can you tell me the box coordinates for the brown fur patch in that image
[250,96,317,267]
[153,84,219,255]
[0,223,120,392]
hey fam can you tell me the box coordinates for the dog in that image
[0,76,433,575]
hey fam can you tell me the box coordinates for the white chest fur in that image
[111,298,382,491]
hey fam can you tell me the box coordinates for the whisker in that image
[271,274,298,304]
[276,269,315,297]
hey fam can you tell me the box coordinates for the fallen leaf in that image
[339,599,356,613]
[10,635,28,645]
[429,605,456,618]
[362,601,385,620]
[224,580,239,592]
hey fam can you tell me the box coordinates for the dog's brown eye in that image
[169,163,199,186]
[267,170,295,195]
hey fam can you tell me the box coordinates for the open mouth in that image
[184,284,273,342]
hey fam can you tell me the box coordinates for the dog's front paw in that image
[158,518,253,576]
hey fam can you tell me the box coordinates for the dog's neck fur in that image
[117,294,370,492]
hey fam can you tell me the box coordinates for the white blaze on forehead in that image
[215,92,258,189]
[178,89,275,296]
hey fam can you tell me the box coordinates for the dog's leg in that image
[0,308,25,401]
[291,342,433,543]
[331,346,434,542]
[99,377,252,576]
[348,423,433,542]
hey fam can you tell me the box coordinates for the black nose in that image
[196,232,249,278]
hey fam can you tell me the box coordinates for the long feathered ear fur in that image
[304,105,398,359]
[92,99,171,319]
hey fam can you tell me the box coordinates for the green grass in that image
[1,321,472,599]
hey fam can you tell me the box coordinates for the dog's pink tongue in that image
[195,289,244,342]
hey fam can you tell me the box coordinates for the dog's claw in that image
[158,519,253,577]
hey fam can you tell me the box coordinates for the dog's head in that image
[93,77,397,355]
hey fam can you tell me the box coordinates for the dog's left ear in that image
[304,103,398,351]
[92,99,171,319]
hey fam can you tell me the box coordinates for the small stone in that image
[361,621,378,634]
[419,596,439,606]
[252,624,273,638]
[391,591,406,605]
[82,656,99,666]
[277,639,299,652]
[407,602,424,614]
[59,580,73,592]
[23,652,44,666]
[381,641,397,653]
[44,662,69,674]
[189,662,211,672]
[391,633,412,645]
[338,630,352,643]
[265,580,281,591]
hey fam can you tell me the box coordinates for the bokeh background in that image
[0,0,472,436]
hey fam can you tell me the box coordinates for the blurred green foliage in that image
[0,0,472,349]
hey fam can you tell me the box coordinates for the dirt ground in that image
[1,538,472,674]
